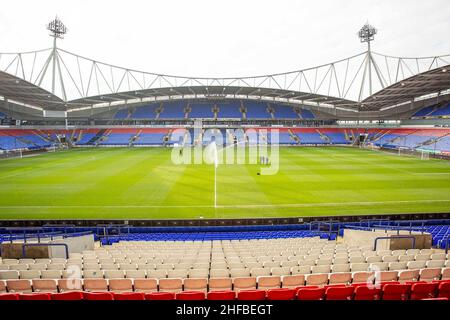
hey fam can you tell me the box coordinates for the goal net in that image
[396,147,431,160]
[420,151,430,160]
[0,149,23,159]
[47,144,69,152]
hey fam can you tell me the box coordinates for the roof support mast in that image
[358,23,378,102]
[47,17,68,99]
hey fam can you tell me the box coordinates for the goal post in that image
[0,149,23,159]
[420,150,430,160]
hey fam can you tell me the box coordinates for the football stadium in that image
[1,2,450,306]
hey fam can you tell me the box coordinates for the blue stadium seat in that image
[244,101,271,119]
[216,101,243,118]
[188,103,215,118]
[159,101,187,119]
[132,104,159,119]
[271,104,298,119]
[300,109,315,119]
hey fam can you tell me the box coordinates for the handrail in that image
[373,236,416,251]
[22,243,69,259]
[371,224,427,235]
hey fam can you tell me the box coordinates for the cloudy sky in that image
[1,0,449,78]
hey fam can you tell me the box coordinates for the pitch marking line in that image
[1,199,450,209]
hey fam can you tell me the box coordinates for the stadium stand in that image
[133,129,170,146]
[129,104,160,119]
[412,102,450,118]
[98,129,137,146]
[0,129,52,150]
[216,101,243,119]
[188,103,215,119]
[0,235,449,300]
[158,101,187,119]
[300,109,315,119]
[244,101,272,119]
[110,101,318,120]
[270,104,299,119]
[2,127,450,152]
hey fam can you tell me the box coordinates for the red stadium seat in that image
[237,290,266,301]
[354,286,382,300]
[294,285,319,291]
[51,292,84,300]
[0,293,20,300]
[325,286,354,300]
[207,291,236,300]
[410,283,439,300]
[113,292,145,300]
[422,297,448,301]
[324,284,348,289]
[176,291,206,301]
[382,284,411,300]
[267,288,296,300]
[20,293,52,300]
[145,292,175,300]
[297,287,325,300]
[439,282,450,299]
[83,292,114,301]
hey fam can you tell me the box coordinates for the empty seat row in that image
[1,268,449,293]
[1,281,450,301]
[3,263,449,280]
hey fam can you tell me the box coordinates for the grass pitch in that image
[1,146,450,220]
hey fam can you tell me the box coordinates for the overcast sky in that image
[1,0,449,78]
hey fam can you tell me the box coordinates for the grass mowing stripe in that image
[0,146,450,219]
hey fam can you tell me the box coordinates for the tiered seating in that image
[277,132,296,145]
[425,225,450,248]
[1,282,449,300]
[188,103,215,118]
[372,128,450,151]
[114,109,130,119]
[2,127,450,152]
[300,109,315,119]
[131,104,159,119]
[74,129,100,145]
[413,102,450,118]
[216,102,243,119]
[134,129,169,146]
[0,239,448,300]
[158,101,186,119]
[0,130,51,150]
[430,103,450,117]
[244,101,271,119]
[291,129,325,144]
[98,129,136,146]
[412,105,438,117]
[433,137,450,153]
[103,230,322,243]
[271,105,298,119]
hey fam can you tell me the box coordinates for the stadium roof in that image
[0,23,449,115]
[0,71,63,111]
[361,65,450,111]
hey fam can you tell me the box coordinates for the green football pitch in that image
[1,146,450,220]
